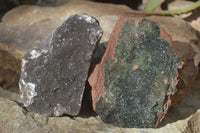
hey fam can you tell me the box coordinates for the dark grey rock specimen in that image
[19,14,103,116]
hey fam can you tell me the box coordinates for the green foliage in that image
[144,0,165,12]
[143,0,200,15]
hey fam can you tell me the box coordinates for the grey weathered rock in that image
[19,14,103,116]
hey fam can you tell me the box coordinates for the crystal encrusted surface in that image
[91,17,182,128]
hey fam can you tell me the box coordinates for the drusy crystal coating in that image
[89,16,182,128]
[19,14,103,116]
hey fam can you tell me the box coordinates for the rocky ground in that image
[0,0,200,133]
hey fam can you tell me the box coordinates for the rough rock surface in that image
[0,87,21,102]
[0,96,194,133]
[19,14,103,116]
[89,16,183,128]
[185,110,200,133]
[1,84,199,132]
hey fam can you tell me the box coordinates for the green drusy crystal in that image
[95,19,181,128]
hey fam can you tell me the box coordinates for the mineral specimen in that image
[19,14,103,116]
[88,16,183,128]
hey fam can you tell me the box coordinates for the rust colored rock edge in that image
[88,15,184,128]
[19,14,103,116]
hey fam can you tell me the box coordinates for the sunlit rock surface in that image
[1,96,195,133]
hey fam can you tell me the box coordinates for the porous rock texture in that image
[19,14,103,116]
[89,15,183,128]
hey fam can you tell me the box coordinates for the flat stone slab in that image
[89,16,183,128]
[19,14,103,116]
